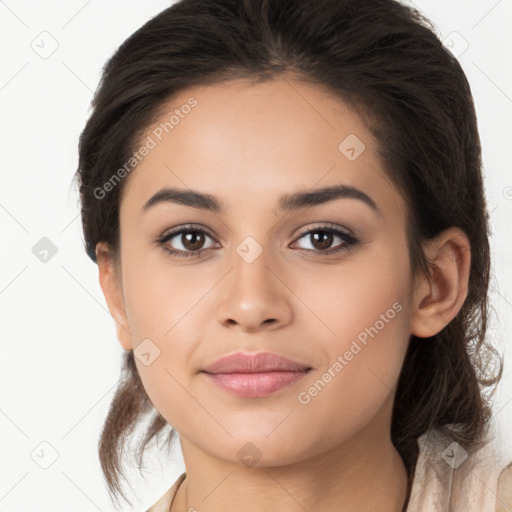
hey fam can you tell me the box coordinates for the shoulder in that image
[146,472,187,512]
[496,462,512,512]
[414,428,512,512]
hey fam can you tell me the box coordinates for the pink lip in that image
[200,351,313,398]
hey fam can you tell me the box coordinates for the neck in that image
[173,427,410,512]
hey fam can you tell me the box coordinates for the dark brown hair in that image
[73,0,503,507]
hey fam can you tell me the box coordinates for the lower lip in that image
[202,370,311,398]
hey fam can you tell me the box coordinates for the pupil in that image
[183,232,204,250]
[312,231,332,250]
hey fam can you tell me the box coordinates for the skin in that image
[96,74,471,512]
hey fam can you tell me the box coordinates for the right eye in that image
[156,225,220,258]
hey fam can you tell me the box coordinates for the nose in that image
[216,247,293,333]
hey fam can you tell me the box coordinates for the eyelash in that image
[155,223,359,259]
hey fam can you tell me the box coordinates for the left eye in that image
[291,227,358,253]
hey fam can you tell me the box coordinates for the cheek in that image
[291,247,411,413]
[122,247,208,340]
[292,241,410,346]
[129,319,198,434]
[120,258,205,422]
[291,304,409,455]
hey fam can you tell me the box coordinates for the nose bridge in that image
[231,233,277,295]
[227,203,279,279]
[215,231,292,331]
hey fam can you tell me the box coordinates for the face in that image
[108,75,417,466]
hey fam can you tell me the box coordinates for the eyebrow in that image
[140,184,380,216]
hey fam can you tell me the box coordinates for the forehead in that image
[120,76,405,221]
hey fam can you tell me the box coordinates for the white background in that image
[0,1,511,510]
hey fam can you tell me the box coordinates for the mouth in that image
[200,351,313,398]
[202,368,313,398]
[201,350,312,373]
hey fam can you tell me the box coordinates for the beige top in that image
[406,428,511,512]
[146,429,512,512]
[146,472,186,512]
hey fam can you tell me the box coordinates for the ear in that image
[410,227,471,338]
[95,241,133,350]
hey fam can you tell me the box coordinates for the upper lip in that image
[201,351,313,374]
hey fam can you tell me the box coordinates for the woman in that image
[73,0,512,510]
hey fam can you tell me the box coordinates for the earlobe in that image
[95,242,133,350]
[410,227,471,339]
